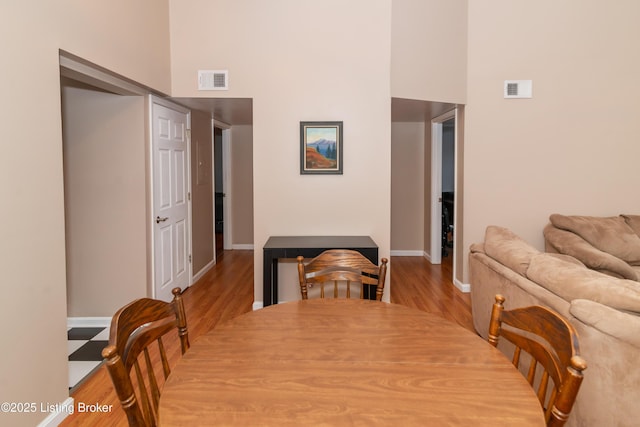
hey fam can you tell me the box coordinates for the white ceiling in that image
[391,98,457,122]
[170,97,253,126]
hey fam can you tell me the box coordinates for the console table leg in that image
[272,258,279,305]
[263,251,273,307]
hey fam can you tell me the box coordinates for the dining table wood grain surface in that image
[158,298,546,426]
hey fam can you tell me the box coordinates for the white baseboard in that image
[193,259,216,283]
[423,251,432,262]
[67,317,111,328]
[232,244,254,250]
[252,301,263,310]
[390,250,424,256]
[454,278,471,293]
[37,397,74,427]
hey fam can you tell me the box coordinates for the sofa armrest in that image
[570,299,640,349]
[543,224,639,280]
[469,242,484,253]
[469,250,571,338]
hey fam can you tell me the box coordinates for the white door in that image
[152,100,191,302]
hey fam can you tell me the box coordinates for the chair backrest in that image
[102,287,190,427]
[297,249,388,300]
[488,294,587,427]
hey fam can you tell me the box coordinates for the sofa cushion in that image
[527,253,640,313]
[622,214,640,237]
[546,252,586,267]
[549,214,640,265]
[483,226,539,276]
[544,224,640,280]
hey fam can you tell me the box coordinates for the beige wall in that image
[391,0,467,103]
[391,122,425,252]
[59,0,172,94]
[1,4,68,423]
[231,125,254,246]
[191,110,215,273]
[1,1,172,424]
[62,86,147,317]
[6,0,640,423]
[463,0,640,282]
[169,0,393,304]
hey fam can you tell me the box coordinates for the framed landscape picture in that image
[300,121,343,175]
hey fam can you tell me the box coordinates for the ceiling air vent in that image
[198,70,229,90]
[504,80,532,99]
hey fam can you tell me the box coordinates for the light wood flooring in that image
[60,250,472,426]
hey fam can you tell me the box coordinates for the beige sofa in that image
[544,213,640,281]
[470,226,640,427]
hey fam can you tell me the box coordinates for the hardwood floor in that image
[391,253,474,331]
[60,250,472,426]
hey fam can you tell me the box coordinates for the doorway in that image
[430,109,456,266]
[441,118,455,258]
[214,126,224,259]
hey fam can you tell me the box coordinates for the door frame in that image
[429,108,456,265]
[149,95,193,298]
[213,120,233,256]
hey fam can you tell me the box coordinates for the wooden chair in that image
[102,287,190,427]
[488,294,587,427]
[297,249,388,300]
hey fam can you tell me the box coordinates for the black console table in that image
[262,236,379,307]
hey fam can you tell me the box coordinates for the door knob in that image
[156,216,169,224]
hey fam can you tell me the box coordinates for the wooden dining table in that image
[159,299,545,426]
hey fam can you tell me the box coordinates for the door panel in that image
[159,225,173,286]
[159,149,172,208]
[174,149,186,204]
[175,218,187,276]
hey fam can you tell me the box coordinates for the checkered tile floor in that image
[67,326,109,390]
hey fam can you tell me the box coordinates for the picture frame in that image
[300,121,343,175]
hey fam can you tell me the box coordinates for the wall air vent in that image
[504,80,532,99]
[198,70,229,90]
